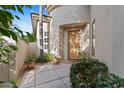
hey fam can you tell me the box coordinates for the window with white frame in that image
[44,44,48,49]
[44,32,49,36]
[43,22,49,52]
[44,38,49,43]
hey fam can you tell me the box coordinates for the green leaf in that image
[8,45,18,51]
[15,15,20,20]
[25,5,32,9]
[10,80,18,88]
[9,31,18,42]
[2,60,10,64]
[0,28,10,38]
[26,32,32,38]
[14,27,24,37]
[0,28,18,41]
[16,6,24,15]
[11,6,16,11]
[25,32,37,42]
[3,48,11,53]
[0,5,16,11]
[0,10,14,28]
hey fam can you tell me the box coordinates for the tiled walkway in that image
[19,63,71,88]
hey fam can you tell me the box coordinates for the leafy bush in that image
[25,54,37,63]
[79,51,90,59]
[43,53,54,62]
[10,80,18,88]
[0,80,17,88]
[35,56,42,63]
[23,32,37,43]
[70,58,124,88]
[70,58,108,88]
[0,37,18,64]
[96,73,124,88]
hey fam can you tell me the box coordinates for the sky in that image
[10,5,39,33]
[10,5,48,33]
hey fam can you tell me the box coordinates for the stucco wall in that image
[90,5,113,72]
[0,38,29,80]
[0,38,37,80]
[15,38,29,78]
[112,6,124,77]
[0,64,9,80]
[15,39,37,78]
[90,5,124,78]
[50,5,90,58]
[28,42,37,56]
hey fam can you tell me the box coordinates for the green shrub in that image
[70,58,108,88]
[10,80,18,88]
[96,73,124,88]
[36,56,43,63]
[79,51,90,59]
[70,58,124,88]
[25,54,37,63]
[43,53,54,62]
[23,32,37,43]
[0,80,17,88]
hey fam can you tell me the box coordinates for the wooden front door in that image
[68,31,80,60]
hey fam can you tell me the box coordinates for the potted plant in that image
[25,55,37,70]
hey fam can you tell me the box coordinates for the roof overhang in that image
[31,12,52,33]
[43,16,52,23]
[31,13,39,33]
[45,5,60,13]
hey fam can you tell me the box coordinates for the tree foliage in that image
[0,5,32,65]
[0,5,33,88]
[0,5,32,41]
[23,32,37,42]
[0,37,18,64]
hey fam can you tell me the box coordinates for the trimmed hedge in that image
[70,58,124,88]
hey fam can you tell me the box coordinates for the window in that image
[92,19,95,56]
[44,44,48,49]
[44,38,49,43]
[43,22,50,51]
[44,32,49,36]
